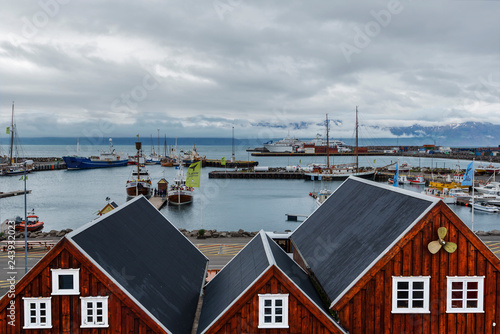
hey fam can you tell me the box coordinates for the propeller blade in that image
[437,227,447,240]
[428,240,442,254]
[443,241,457,253]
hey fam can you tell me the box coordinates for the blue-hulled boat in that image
[63,138,128,170]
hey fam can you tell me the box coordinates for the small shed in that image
[157,178,168,195]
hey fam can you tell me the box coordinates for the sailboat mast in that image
[9,102,14,165]
[164,134,167,158]
[326,114,329,168]
[356,106,359,173]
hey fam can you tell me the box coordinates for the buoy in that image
[309,192,312,196]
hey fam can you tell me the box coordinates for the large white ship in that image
[263,135,303,153]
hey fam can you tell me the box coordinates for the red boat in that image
[14,211,45,232]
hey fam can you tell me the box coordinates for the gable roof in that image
[68,196,208,334]
[197,230,343,334]
[291,176,439,308]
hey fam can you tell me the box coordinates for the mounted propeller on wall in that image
[427,227,457,254]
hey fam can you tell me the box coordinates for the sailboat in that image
[303,107,376,181]
[125,142,153,199]
[1,102,34,176]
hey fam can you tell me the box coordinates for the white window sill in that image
[23,326,52,329]
[258,325,289,329]
[391,310,431,314]
[446,310,484,314]
[51,291,80,296]
[81,324,109,328]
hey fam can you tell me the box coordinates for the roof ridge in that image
[259,230,275,266]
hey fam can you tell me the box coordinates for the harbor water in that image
[1,144,499,233]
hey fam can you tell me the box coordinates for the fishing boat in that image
[13,210,45,232]
[63,138,128,169]
[475,181,500,195]
[167,166,194,205]
[388,175,410,185]
[421,187,457,204]
[1,102,35,176]
[476,164,500,175]
[304,108,376,181]
[408,175,426,185]
[428,171,468,190]
[125,142,153,199]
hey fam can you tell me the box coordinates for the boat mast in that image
[9,102,14,165]
[356,106,359,173]
[164,134,167,158]
[326,114,329,168]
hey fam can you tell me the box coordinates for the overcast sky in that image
[0,0,499,140]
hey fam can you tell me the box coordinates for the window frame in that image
[23,297,52,329]
[392,276,431,314]
[258,294,289,329]
[446,276,485,313]
[51,268,80,295]
[80,296,109,328]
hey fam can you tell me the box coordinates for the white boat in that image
[472,202,499,213]
[167,166,194,205]
[315,189,332,206]
[421,187,457,204]
[475,182,500,195]
[263,135,302,153]
[388,175,410,185]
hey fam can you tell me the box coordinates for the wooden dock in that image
[208,171,305,179]
[0,190,32,198]
[149,196,168,210]
[203,159,258,168]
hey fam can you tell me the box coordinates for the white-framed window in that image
[51,268,80,295]
[446,276,485,313]
[258,294,289,328]
[81,296,109,328]
[23,297,52,329]
[392,276,431,313]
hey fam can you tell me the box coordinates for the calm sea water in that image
[0,144,499,232]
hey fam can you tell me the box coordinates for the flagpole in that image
[471,158,475,233]
[23,162,28,274]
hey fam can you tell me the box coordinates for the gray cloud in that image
[0,0,498,139]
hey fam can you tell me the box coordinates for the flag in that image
[373,159,376,164]
[221,157,226,166]
[461,162,474,186]
[393,163,399,187]
[185,161,201,188]
[299,159,301,164]
[6,127,10,134]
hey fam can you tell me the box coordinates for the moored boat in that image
[63,138,128,170]
[13,210,45,232]
[472,202,499,213]
[421,187,457,204]
[125,142,153,199]
[167,167,194,205]
[408,175,426,185]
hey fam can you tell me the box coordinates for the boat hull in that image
[63,156,129,170]
[167,190,193,205]
[126,182,152,199]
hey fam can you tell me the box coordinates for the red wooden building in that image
[196,230,345,334]
[0,196,208,333]
[291,176,500,333]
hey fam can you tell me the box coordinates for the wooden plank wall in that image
[0,243,163,334]
[206,266,343,334]
[335,206,500,334]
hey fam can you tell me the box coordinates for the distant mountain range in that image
[386,122,500,147]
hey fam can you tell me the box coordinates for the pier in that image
[202,159,258,168]
[209,170,305,179]
[149,196,168,210]
[0,190,32,198]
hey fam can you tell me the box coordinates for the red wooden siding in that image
[0,238,166,334]
[205,266,343,334]
[333,202,500,334]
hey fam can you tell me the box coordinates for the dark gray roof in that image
[68,196,208,334]
[291,177,438,308]
[197,233,269,333]
[197,231,342,334]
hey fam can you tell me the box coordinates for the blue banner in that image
[393,163,399,187]
[461,162,474,186]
